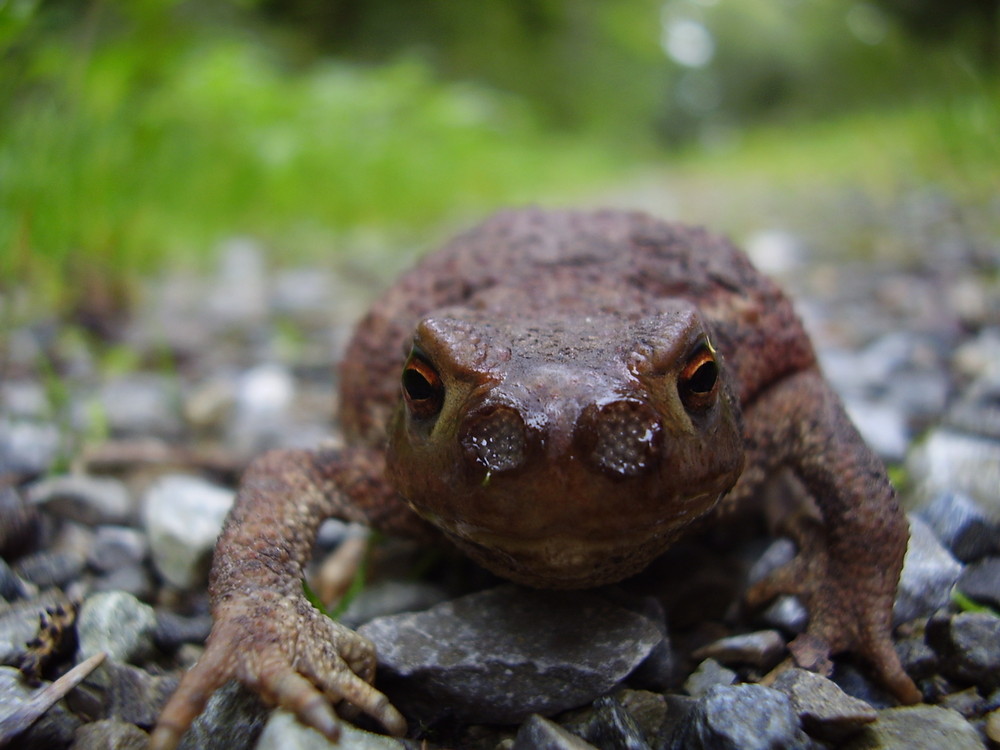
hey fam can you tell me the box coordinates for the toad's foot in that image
[746,520,921,705]
[149,590,406,750]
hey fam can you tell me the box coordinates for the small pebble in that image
[841,705,985,750]
[567,695,652,750]
[893,515,962,626]
[956,557,1000,610]
[87,525,148,573]
[513,714,598,750]
[257,708,407,749]
[918,491,1000,563]
[909,429,1000,515]
[683,659,737,698]
[771,667,877,742]
[27,474,133,526]
[691,629,786,670]
[71,719,149,750]
[670,683,814,750]
[142,474,234,589]
[927,612,1000,691]
[77,590,157,664]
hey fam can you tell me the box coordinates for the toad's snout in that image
[458,398,663,479]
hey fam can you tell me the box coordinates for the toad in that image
[151,209,920,748]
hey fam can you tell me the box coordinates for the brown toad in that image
[151,208,919,748]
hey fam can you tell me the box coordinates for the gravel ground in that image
[1,185,999,750]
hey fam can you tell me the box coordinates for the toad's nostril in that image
[577,400,662,478]
[460,405,528,473]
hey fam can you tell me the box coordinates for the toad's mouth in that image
[438,522,693,590]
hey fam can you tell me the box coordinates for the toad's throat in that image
[434,507,713,589]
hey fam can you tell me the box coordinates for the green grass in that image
[0,41,625,314]
[671,83,1000,201]
[2,21,996,319]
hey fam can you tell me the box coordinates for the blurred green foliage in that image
[0,0,996,316]
[0,0,621,312]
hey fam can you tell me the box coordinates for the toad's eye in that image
[679,343,719,411]
[402,355,444,419]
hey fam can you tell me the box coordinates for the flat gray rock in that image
[841,705,985,750]
[359,584,664,725]
[892,515,962,626]
[669,684,815,750]
[771,667,877,742]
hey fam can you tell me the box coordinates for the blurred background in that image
[0,0,997,320]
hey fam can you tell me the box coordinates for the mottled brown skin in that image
[151,209,920,749]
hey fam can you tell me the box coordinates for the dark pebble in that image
[919,492,1000,563]
[567,695,652,750]
[512,714,598,750]
[956,557,1000,610]
[669,683,816,750]
[12,551,85,589]
[154,610,213,652]
[927,612,1000,691]
[71,718,149,749]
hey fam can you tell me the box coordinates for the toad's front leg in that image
[150,447,431,750]
[733,369,921,704]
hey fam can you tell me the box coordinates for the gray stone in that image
[358,585,663,725]
[514,714,598,750]
[88,525,148,573]
[691,630,786,670]
[747,538,796,585]
[143,474,234,589]
[946,372,1000,440]
[670,684,814,750]
[953,329,1000,381]
[27,474,134,526]
[567,695,653,750]
[744,229,803,275]
[831,664,896,710]
[771,667,877,742]
[893,515,962,626]
[844,399,909,462]
[892,633,938,683]
[614,690,674,749]
[97,374,184,438]
[927,612,1000,691]
[683,659,737,698]
[918,491,1000,563]
[76,660,178,729]
[209,237,268,327]
[0,665,81,749]
[760,596,808,635]
[1,381,50,420]
[0,557,32,601]
[956,557,1000,610]
[13,550,86,588]
[153,610,213,651]
[0,417,62,476]
[256,708,409,749]
[228,363,296,454]
[909,429,1000,515]
[77,591,157,664]
[178,680,267,750]
[0,485,41,559]
[71,719,150,749]
[841,705,985,750]
[339,581,450,629]
[91,565,155,601]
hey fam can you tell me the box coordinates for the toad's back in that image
[340,208,816,444]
